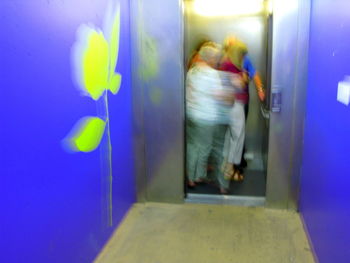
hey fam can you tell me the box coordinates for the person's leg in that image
[222,126,233,173]
[233,104,245,181]
[229,103,246,180]
[186,118,199,185]
[213,124,230,193]
[226,103,245,162]
[222,103,242,178]
[240,103,249,168]
[222,126,235,179]
[193,122,215,182]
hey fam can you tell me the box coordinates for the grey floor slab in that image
[95,202,315,263]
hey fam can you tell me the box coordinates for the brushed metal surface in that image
[130,0,146,202]
[288,0,311,211]
[131,0,185,203]
[266,0,310,209]
[186,194,266,206]
[130,0,310,209]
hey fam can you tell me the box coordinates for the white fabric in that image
[223,102,245,165]
[186,65,228,124]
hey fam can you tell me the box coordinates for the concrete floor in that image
[95,202,315,263]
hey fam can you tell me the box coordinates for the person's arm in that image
[253,73,265,101]
[243,56,265,101]
[185,70,195,102]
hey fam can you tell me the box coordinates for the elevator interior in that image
[131,0,310,209]
[184,0,270,198]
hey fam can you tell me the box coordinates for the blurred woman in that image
[186,45,234,194]
[220,36,265,181]
[187,40,219,70]
[218,37,249,181]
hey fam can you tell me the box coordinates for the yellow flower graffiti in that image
[64,3,121,153]
[66,117,106,153]
[82,30,109,100]
[63,2,122,227]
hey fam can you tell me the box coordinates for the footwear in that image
[232,170,244,182]
[220,187,229,195]
[222,162,234,180]
[194,178,206,184]
[187,180,196,188]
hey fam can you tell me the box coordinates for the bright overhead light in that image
[193,0,265,17]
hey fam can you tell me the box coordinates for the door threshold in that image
[185,193,265,207]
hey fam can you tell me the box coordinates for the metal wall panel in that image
[130,0,146,202]
[130,0,185,202]
[288,0,311,210]
[266,0,310,209]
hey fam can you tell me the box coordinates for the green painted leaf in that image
[70,117,106,152]
[108,5,120,78]
[82,31,109,100]
[108,73,122,94]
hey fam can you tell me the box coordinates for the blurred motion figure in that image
[219,37,248,182]
[219,36,265,181]
[186,44,233,194]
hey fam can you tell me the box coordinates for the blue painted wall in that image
[300,0,350,262]
[0,0,135,262]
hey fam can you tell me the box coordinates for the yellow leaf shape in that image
[108,73,122,94]
[82,31,109,100]
[69,117,106,152]
[108,5,120,78]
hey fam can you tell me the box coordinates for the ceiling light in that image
[193,0,265,17]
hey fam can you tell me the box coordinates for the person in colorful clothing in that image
[186,45,235,194]
[219,36,265,181]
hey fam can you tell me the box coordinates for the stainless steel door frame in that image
[266,0,311,210]
[130,0,185,203]
[131,0,311,210]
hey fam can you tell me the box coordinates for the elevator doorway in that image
[130,0,310,210]
[184,0,270,201]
